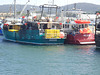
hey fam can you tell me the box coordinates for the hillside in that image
[0,4,36,13]
[62,3,100,13]
[0,3,100,13]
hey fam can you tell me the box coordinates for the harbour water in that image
[0,36,100,75]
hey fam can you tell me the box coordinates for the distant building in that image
[0,13,14,19]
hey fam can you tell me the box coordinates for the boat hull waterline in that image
[67,33,95,45]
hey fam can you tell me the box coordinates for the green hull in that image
[3,30,65,45]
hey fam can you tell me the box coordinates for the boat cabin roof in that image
[74,20,90,24]
[39,22,59,24]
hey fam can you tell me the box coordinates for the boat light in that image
[6,24,9,26]
[37,22,40,25]
[4,23,9,26]
[22,16,25,18]
[25,23,27,25]
[4,23,7,25]
[59,23,62,25]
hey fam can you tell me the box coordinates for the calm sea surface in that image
[0,36,100,75]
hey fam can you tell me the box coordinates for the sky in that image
[1,0,100,6]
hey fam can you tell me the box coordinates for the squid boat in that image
[65,20,95,45]
[2,4,66,45]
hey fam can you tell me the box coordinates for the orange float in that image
[83,28,88,33]
[79,29,83,33]
[60,32,64,38]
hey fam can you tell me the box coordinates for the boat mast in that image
[9,5,12,16]
[14,0,16,18]
[52,0,54,5]
[74,3,76,10]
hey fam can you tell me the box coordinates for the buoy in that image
[79,29,83,33]
[22,16,25,18]
[56,17,59,19]
[25,23,27,25]
[83,28,87,33]
[34,16,37,18]
[59,23,62,25]
[60,32,64,38]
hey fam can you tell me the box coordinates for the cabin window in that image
[79,25,82,28]
[85,24,88,28]
[27,22,38,30]
[52,25,55,29]
[9,26,13,29]
[56,24,61,29]
[31,23,38,30]
[40,24,47,29]
[64,24,69,28]
[82,24,84,28]
[40,24,42,29]
[97,22,100,28]
[43,24,48,29]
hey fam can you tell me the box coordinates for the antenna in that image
[14,0,16,18]
[28,0,30,2]
[52,0,54,5]
[74,3,76,10]
[66,0,68,11]
[9,5,12,16]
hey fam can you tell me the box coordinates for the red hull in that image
[66,33,95,45]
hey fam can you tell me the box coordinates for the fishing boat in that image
[2,4,66,45]
[65,20,95,45]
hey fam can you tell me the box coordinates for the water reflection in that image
[75,45,96,55]
[72,44,100,55]
[0,37,100,75]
